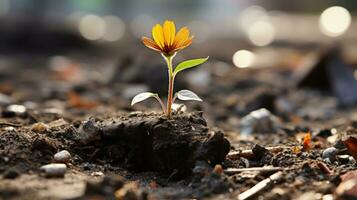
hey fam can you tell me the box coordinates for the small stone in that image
[2,104,27,117]
[77,118,100,144]
[240,108,280,135]
[40,163,67,177]
[322,147,338,162]
[31,122,48,133]
[3,126,15,131]
[3,169,20,179]
[338,155,351,164]
[252,144,269,160]
[54,150,71,163]
[90,171,104,177]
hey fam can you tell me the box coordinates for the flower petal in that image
[172,36,193,52]
[142,37,162,52]
[163,20,175,46]
[152,24,165,48]
[174,27,190,47]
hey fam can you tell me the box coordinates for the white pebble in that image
[40,163,67,177]
[91,171,104,177]
[54,150,71,163]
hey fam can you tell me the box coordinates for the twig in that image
[227,146,287,160]
[316,161,333,175]
[0,122,22,127]
[238,171,284,200]
[224,167,283,175]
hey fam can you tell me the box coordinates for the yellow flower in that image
[142,20,193,56]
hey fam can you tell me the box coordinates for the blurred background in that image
[0,0,356,125]
[1,0,357,60]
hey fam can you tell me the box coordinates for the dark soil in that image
[74,112,230,175]
[0,48,356,200]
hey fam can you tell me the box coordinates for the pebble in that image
[4,126,15,131]
[252,144,269,160]
[240,108,279,135]
[2,104,27,117]
[77,118,100,144]
[40,163,67,177]
[322,147,338,162]
[91,171,104,177]
[337,155,351,164]
[54,150,71,163]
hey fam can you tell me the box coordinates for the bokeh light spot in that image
[102,16,126,42]
[247,20,275,46]
[233,50,256,68]
[79,15,106,40]
[319,6,351,37]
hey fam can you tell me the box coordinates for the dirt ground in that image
[0,48,357,200]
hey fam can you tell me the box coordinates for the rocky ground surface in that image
[0,50,357,200]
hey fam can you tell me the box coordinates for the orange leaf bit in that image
[343,136,357,160]
[68,92,99,109]
[302,132,312,151]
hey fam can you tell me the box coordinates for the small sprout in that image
[132,20,208,118]
[175,90,202,102]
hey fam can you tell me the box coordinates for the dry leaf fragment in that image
[342,136,357,160]
[302,132,312,151]
[68,92,99,109]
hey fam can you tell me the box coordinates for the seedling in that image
[131,20,208,117]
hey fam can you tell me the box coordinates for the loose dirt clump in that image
[76,112,231,176]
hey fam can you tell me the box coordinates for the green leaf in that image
[175,90,202,102]
[131,92,157,106]
[173,57,209,76]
